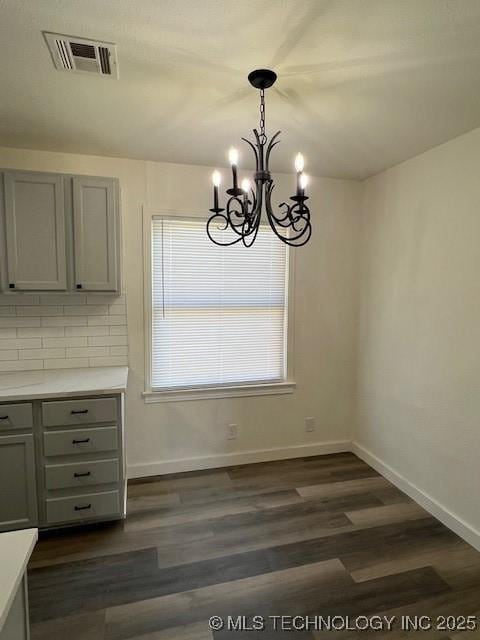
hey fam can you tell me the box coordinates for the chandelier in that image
[207,69,312,247]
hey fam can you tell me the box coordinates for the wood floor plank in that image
[128,621,214,640]
[297,476,390,499]
[30,610,106,640]
[345,501,428,527]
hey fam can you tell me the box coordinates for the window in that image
[148,216,292,397]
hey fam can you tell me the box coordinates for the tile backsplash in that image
[0,294,128,371]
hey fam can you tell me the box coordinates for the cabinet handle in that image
[9,283,15,289]
[71,409,89,415]
[76,284,83,289]
[0,416,8,420]
[74,504,92,511]
[72,438,90,444]
[73,471,91,478]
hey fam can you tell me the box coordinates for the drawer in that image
[0,403,33,431]
[46,490,120,524]
[43,426,118,457]
[42,397,117,427]
[45,458,119,490]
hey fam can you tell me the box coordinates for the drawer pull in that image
[74,503,92,511]
[71,409,89,415]
[0,416,9,420]
[72,438,90,444]
[73,471,91,478]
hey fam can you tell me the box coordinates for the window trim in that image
[142,207,296,402]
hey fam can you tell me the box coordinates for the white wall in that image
[0,146,361,475]
[356,126,480,541]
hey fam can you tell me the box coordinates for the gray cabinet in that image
[0,394,125,532]
[73,177,120,291]
[0,170,121,293]
[0,434,38,532]
[3,171,67,291]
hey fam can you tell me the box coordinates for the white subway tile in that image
[40,295,87,305]
[109,326,127,336]
[44,358,89,370]
[18,327,65,338]
[64,305,109,316]
[87,295,125,305]
[43,337,87,348]
[42,316,87,326]
[0,350,18,361]
[0,317,40,328]
[110,346,128,356]
[0,295,39,305]
[65,326,109,337]
[89,355,128,367]
[0,338,41,350]
[0,360,43,372]
[0,307,15,316]
[17,305,64,317]
[20,348,65,360]
[0,328,16,338]
[109,305,126,316]
[87,315,126,326]
[87,335,127,347]
[66,346,109,358]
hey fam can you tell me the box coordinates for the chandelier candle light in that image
[207,69,312,247]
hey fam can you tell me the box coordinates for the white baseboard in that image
[127,440,350,478]
[352,441,480,553]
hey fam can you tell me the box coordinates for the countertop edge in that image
[0,528,38,633]
[0,366,128,402]
[0,385,127,402]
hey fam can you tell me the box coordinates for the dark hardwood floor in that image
[27,453,480,639]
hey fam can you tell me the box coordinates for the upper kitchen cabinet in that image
[0,170,121,293]
[72,177,120,292]
[3,171,67,290]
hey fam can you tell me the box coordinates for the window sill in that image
[143,381,296,403]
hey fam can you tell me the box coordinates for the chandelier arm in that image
[265,185,312,246]
[241,137,259,167]
[206,212,245,246]
[265,131,281,171]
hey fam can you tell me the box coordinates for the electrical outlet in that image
[305,417,316,432]
[227,423,238,440]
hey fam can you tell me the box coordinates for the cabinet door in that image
[0,434,38,532]
[4,171,67,290]
[73,176,119,291]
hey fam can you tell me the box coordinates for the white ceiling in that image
[1,0,480,179]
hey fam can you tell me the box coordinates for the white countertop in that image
[0,366,128,402]
[0,528,37,632]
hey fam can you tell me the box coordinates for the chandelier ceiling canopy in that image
[207,69,312,248]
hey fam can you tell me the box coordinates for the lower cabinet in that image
[0,435,38,532]
[0,394,125,533]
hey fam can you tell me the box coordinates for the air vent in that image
[43,32,118,78]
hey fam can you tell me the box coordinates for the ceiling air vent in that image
[43,32,118,78]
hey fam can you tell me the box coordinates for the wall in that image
[0,293,127,371]
[356,126,480,544]
[0,145,361,476]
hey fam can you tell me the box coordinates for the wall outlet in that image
[227,423,238,440]
[305,417,316,432]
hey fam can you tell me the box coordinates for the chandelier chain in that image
[259,89,266,144]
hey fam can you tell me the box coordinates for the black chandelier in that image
[207,69,312,247]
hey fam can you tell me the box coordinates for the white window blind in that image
[151,217,289,390]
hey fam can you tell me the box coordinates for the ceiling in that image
[1,0,480,179]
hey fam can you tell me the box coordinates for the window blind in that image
[151,217,289,390]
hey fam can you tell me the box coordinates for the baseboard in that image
[127,440,350,478]
[352,441,480,553]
